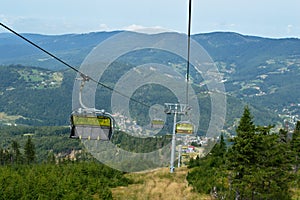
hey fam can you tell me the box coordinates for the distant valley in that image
[0,31,300,133]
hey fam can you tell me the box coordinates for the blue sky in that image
[1,0,300,38]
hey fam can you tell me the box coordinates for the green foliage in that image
[0,126,130,199]
[227,106,293,199]
[0,61,281,133]
[24,136,36,164]
[11,140,23,164]
[111,131,171,153]
[0,65,75,126]
[0,148,11,165]
[291,121,300,173]
[187,107,296,199]
[187,134,228,198]
[0,32,299,134]
[0,161,131,200]
[236,105,255,136]
[0,126,82,163]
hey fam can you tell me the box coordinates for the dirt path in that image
[112,167,210,200]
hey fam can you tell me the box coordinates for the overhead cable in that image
[0,22,151,109]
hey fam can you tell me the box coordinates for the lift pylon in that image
[164,103,191,173]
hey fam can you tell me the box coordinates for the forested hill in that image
[193,32,300,128]
[1,31,300,72]
[0,64,279,134]
[0,31,120,70]
[0,65,74,126]
[0,31,300,130]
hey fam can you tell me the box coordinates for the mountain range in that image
[0,31,299,134]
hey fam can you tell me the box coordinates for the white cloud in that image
[98,23,110,31]
[122,24,174,34]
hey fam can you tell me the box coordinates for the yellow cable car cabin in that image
[151,119,164,129]
[70,111,114,141]
[175,121,194,134]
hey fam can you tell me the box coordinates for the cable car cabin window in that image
[175,122,194,134]
[70,115,113,141]
[72,115,111,127]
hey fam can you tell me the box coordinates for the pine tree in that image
[228,106,256,171]
[227,106,293,199]
[11,140,23,164]
[187,133,228,197]
[0,148,4,165]
[291,121,300,172]
[236,105,256,136]
[211,133,227,157]
[227,106,257,198]
[24,136,36,164]
[254,133,292,199]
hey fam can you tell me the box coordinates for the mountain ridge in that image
[0,31,299,132]
[1,31,300,70]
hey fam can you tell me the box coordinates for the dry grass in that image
[0,112,22,120]
[112,167,211,200]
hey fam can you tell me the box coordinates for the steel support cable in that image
[186,0,192,105]
[0,22,151,109]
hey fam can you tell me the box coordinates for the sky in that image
[1,0,300,38]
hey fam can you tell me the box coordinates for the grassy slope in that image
[112,167,300,200]
[112,167,210,200]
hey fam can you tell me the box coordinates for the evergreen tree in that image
[227,106,256,198]
[187,133,228,198]
[211,133,227,158]
[236,105,256,136]
[227,106,293,199]
[0,148,4,165]
[279,128,289,143]
[11,140,23,164]
[24,136,36,164]
[291,121,300,173]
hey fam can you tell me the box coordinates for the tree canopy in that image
[187,106,298,199]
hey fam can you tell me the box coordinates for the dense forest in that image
[0,125,175,199]
[187,106,300,199]
[0,128,132,199]
[0,107,300,199]
[0,161,131,199]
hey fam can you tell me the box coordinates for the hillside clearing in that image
[0,112,23,125]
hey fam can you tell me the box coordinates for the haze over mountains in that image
[0,31,299,133]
